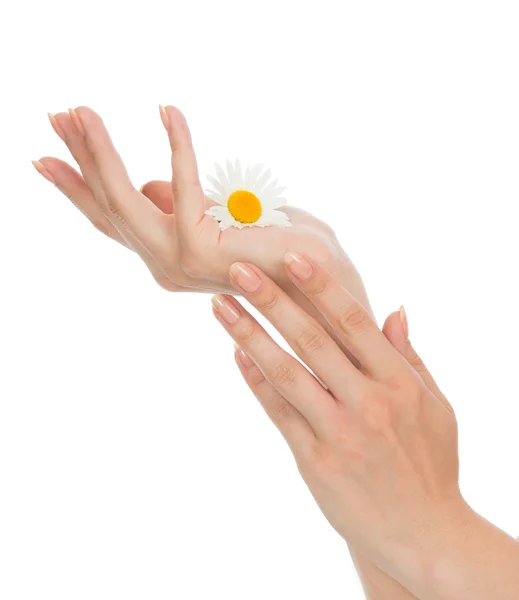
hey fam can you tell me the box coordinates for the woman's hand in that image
[33,106,370,317]
[211,254,519,600]
[34,105,416,598]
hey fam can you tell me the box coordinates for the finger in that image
[51,112,173,274]
[64,108,182,283]
[46,113,183,290]
[383,309,452,410]
[160,105,205,230]
[53,111,140,242]
[73,106,169,250]
[228,262,365,402]
[234,346,315,451]
[52,111,112,216]
[211,294,337,438]
[140,180,175,214]
[35,157,183,289]
[284,252,406,381]
[35,157,128,247]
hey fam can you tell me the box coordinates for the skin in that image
[212,254,519,600]
[31,105,469,598]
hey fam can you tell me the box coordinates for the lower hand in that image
[211,253,468,595]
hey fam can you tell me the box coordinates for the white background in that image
[1,1,519,598]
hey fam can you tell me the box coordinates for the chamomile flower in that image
[204,159,291,230]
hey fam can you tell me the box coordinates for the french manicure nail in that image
[212,295,240,324]
[235,344,254,367]
[159,105,170,132]
[47,113,66,141]
[32,160,56,185]
[229,263,261,293]
[399,305,409,340]
[284,252,313,280]
[68,108,85,136]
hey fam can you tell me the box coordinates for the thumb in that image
[383,307,447,405]
[139,180,174,214]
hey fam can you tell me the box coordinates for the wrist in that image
[378,495,471,582]
[386,498,519,600]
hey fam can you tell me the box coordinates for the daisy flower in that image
[204,159,291,230]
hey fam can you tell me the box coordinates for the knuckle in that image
[247,365,266,388]
[391,370,423,396]
[337,305,370,335]
[104,197,128,229]
[236,322,257,345]
[105,194,119,216]
[308,273,330,296]
[386,372,424,410]
[295,324,327,354]
[271,361,298,388]
[359,393,392,431]
[270,399,293,424]
[171,175,182,197]
[258,290,280,311]
[302,442,339,476]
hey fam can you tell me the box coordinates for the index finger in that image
[161,105,205,230]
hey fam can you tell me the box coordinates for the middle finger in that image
[228,262,366,403]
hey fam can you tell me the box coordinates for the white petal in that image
[215,162,230,190]
[255,209,291,228]
[226,159,237,190]
[271,186,286,197]
[205,206,230,219]
[258,191,286,208]
[234,159,244,189]
[269,197,287,209]
[221,214,246,230]
[246,163,263,188]
[260,179,279,196]
[219,216,239,230]
[252,168,272,193]
[205,206,248,230]
[207,174,227,196]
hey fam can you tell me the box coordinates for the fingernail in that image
[47,113,66,141]
[68,108,85,136]
[229,263,261,293]
[159,105,169,132]
[235,344,254,367]
[212,295,240,324]
[32,160,56,185]
[284,252,313,280]
[399,305,409,340]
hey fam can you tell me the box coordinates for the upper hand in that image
[34,106,370,315]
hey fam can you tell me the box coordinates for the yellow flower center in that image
[228,190,262,224]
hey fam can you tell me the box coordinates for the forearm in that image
[350,547,419,600]
[385,502,519,600]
